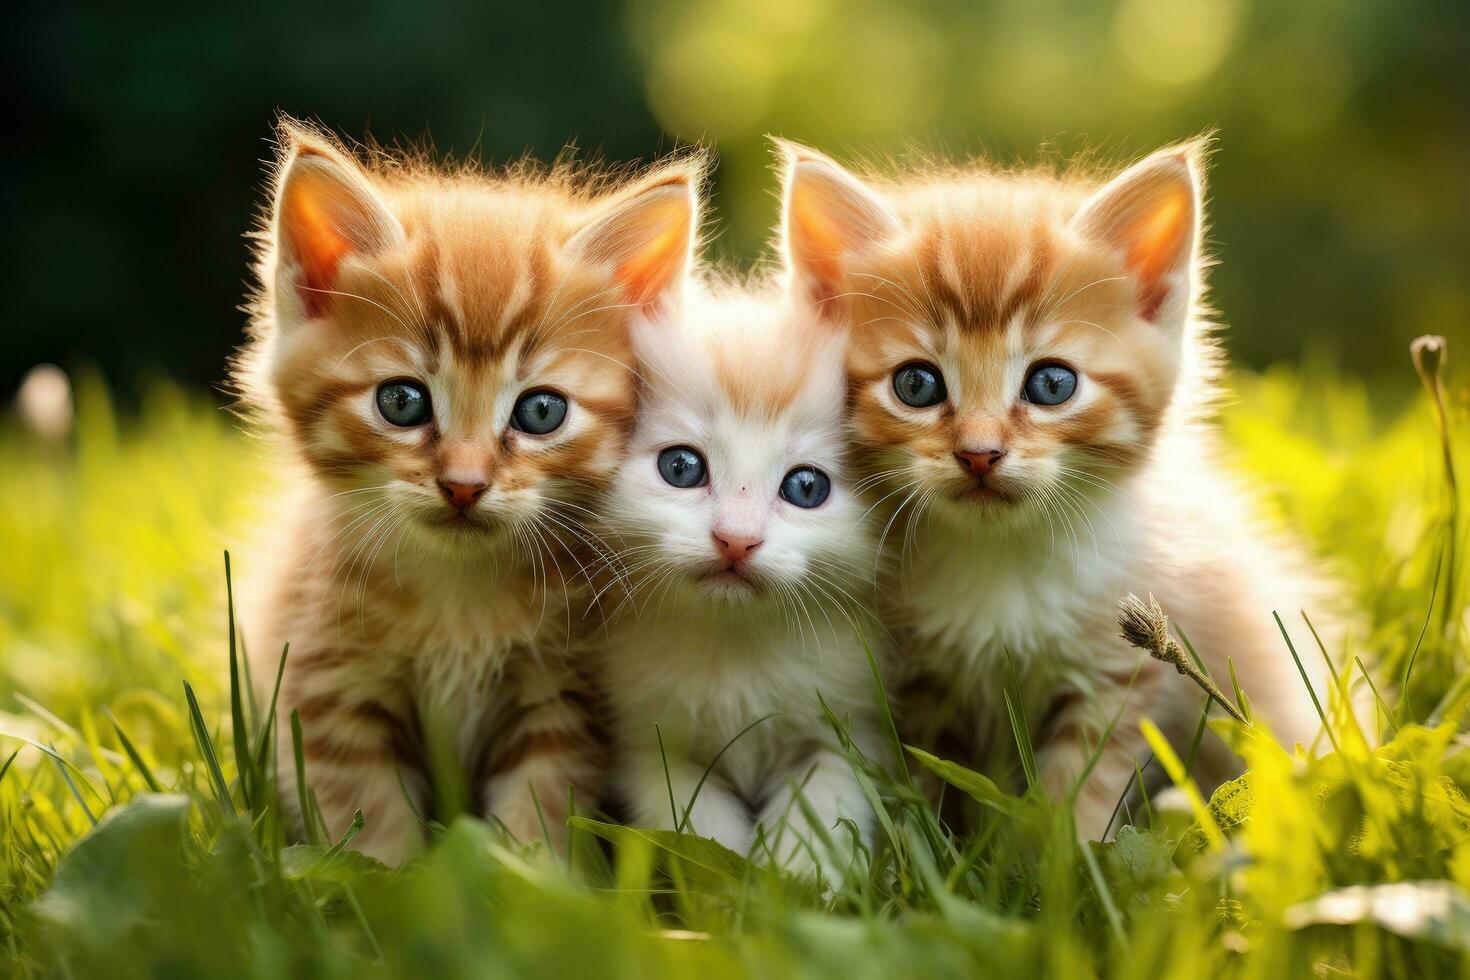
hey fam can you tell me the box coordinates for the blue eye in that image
[1022,364,1078,406]
[376,380,432,427]
[511,390,568,435]
[780,466,831,509]
[893,362,946,408]
[657,446,706,489]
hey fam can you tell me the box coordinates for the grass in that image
[2,355,1469,977]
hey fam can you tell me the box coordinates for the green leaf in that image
[1103,826,1176,887]
[905,746,1019,817]
[32,794,192,950]
[279,843,389,884]
[568,817,764,886]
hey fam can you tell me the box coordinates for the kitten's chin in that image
[411,509,509,551]
[932,481,1034,528]
[699,570,764,602]
[692,567,765,602]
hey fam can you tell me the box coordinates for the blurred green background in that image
[3,0,1466,397]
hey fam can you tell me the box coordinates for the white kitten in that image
[598,281,886,879]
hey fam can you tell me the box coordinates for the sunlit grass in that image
[1,358,1468,976]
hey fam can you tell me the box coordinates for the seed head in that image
[1116,591,1248,725]
[1411,334,1446,393]
[1117,592,1179,667]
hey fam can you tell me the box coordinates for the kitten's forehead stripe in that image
[915,214,1055,338]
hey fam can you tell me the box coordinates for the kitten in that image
[233,119,701,863]
[598,279,884,876]
[776,139,1338,838]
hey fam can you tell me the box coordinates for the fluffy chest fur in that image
[898,491,1144,695]
[250,498,573,763]
[601,604,875,794]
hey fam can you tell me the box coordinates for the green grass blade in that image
[1073,659,1145,800]
[224,551,253,812]
[103,706,163,793]
[48,745,97,826]
[1226,657,1252,722]
[184,680,235,814]
[1182,696,1211,779]
[1134,759,1154,827]
[323,808,365,855]
[1354,656,1392,741]
[392,760,428,829]
[291,709,324,845]
[817,691,904,859]
[678,714,774,835]
[1002,647,1037,789]
[1103,754,1153,840]
[1078,837,1128,952]
[1273,611,1340,754]
[251,643,290,777]
[0,731,110,810]
[1140,719,1222,851]
[863,640,910,785]
[1401,532,1445,724]
[1428,666,1470,728]
[530,782,555,858]
[655,722,679,830]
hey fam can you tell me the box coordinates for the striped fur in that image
[233,119,701,862]
[778,140,1340,838]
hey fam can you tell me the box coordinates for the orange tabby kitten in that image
[777,139,1336,837]
[234,120,701,862]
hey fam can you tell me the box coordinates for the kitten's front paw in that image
[758,824,861,892]
[489,790,567,853]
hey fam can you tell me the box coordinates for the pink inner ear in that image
[1124,186,1192,322]
[788,203,845,310]
[615,217,690,308]
[784,158,899,318]
[281,183,352,318]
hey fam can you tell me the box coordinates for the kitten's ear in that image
[271,123,404,320]
[567,159,702,312]
[1072,143,1203,324]
[777,140,902,313]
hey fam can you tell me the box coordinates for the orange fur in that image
[777,139,1341,838]
[233,118,703,862]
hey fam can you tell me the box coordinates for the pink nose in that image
[955,449,1005,478]
[712,531,762,564]
[438,480,487,509]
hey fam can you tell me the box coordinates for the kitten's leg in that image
[755,747,873,882]
[482,665,602,851]
[1034,672,1160,841]
[621,751,755,855]
[282,661,425,865]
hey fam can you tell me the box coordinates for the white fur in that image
[599,285,886,879]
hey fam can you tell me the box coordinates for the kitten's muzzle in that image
[952,448,1015,503]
